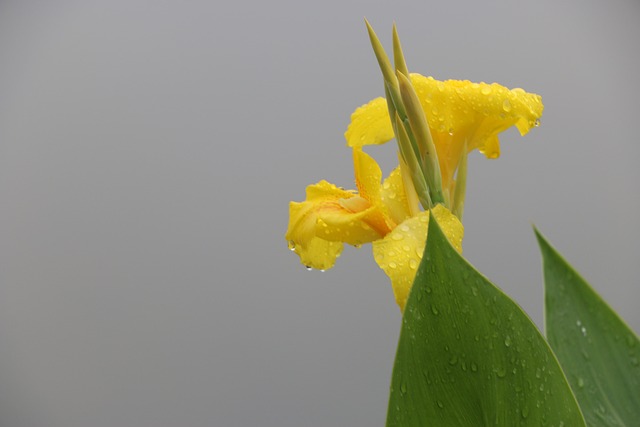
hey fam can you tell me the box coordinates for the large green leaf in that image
[536,229,640,426]
[386,213,585,426]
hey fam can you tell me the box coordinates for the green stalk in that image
[395,113,431,209]
[396,71,445,205]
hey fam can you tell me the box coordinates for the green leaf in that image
[536,229,640,426]
[386,213,586,427]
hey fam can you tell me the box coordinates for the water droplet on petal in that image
[305,266,313,271]
[481,85,492,95]
[409,259,418,270]
[389,262,397,269]
[502,99,512,112]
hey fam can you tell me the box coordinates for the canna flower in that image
[286,146,463,310]
[286,22,543,311]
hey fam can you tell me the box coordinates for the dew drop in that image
[400,382,407,394]
[626,334,637,348]
[577,377,585,388]
[534,119,541,127]
[502,99,512,112]
[392,233,404,241]
[481,85,492,95]
[389,262,397,269]
[504,336,512,347]
[409,259,418,270]
[471,362,478,372]
[430,304,439,315]
[436,400,444,409]
[305,266,313,271]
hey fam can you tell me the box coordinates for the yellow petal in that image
[372,205,463,311]
[409,74,543,160]
[286,200,344,270]
[344,97,395,148]
[380,166,411,226]
[353,148,393,235]
[317,198,384,246]
[286,180,385,270]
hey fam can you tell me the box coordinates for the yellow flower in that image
[286,147,463,310]
[287,22,544,311]
[345,73,543,195]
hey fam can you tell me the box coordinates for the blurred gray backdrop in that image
[0,0,638,426]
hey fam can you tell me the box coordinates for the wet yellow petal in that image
[304,180,355,201]
[317,198,384,246]
[286,180,385,270]
[353,148,393,235]
[286,200,344,270]
[344,97,394,148]
[353,147,382,201]
[372,205,463,311]
[410,74,543,160]
[380,166,411,226]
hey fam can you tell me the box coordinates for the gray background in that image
[0,0,638,426]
